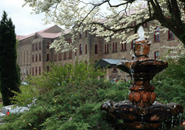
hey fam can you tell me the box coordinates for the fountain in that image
[101,27,184,130]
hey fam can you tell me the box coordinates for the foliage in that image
[11,84,39,107]
[155,53,185,86]
[0,11,20,106]
[161,43,185,60]
[26,60,105,95]
[152,56,185,119]
[0,78,130,130]
[24,0,185,52]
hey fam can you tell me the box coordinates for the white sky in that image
[0,0,120,36]
[0,0,55,36]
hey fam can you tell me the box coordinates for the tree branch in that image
[89,16,155,34]
[170,0,182,26]
[149,0,163,19]
[107,0,133,7]
[147,1,152,18]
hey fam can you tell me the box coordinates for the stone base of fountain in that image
[101,100,183,130]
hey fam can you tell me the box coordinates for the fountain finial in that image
[137,26,145,41]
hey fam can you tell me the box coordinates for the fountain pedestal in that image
[101,40,183,130]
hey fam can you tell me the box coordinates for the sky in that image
[0,0,120,36]
[0,0,54,36]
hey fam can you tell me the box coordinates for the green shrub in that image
[11,84,39,106]
[1,60,130,130]
[11,61,105,107]
[0,78,130,130]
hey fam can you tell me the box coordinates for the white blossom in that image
[23,0,185,52]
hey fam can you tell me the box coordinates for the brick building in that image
[16,24,179,81]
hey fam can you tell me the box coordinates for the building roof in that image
[16,35,26,40]
[94,59,122,68]
[18,25,62,41]
[37,32,61,39]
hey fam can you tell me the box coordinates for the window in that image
[85,30,87,38]
[85,44,87,54]
[54,54,57,61]
[142,19,148,27]
[79,44,82,55]
[132,56,134,60]
[59,53,62,60]
[32,67,34,76]
[107,44,109,53]
[168,30,174,40]
[95,44,98,54]
[69,38,72,44]
[112,68,118,73]
[75,51,77,56]
[104,44,109,53]
[121,23,126,32]
[142,22,148,28]
[121,42,127,51]
[35,67,37,75]
[32,55,34,62]
[47,54,49,61]
[104,44,106,53]
[154,51,160,59]
[47,66,49,71]
[24,51,25,64]
[47,42,50,49]
[36,43,37,51]
[112,42,117,52]
[68,38,72,60]
[35,54,37,62]
[131,21,136,26]
[115,42,117,51]
[154,27,160,42]
[131,41,134,49]
[39,53,41,61]
[39,42,41,50]
[69,51,72,59]
[113,42,114,52]
[32,44,34,51]
[79,32,82,39]
[27,51,28,64]
[63,52,66,60]
[39,66,41,75]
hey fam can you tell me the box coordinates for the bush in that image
[0,79,130,130]
[1,61,130,130]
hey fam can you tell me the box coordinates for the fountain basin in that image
[101,101,183,130]
[117,59,168,75]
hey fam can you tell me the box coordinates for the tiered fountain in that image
[101,27,183,130]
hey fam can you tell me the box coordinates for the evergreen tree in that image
[0,11,20,106]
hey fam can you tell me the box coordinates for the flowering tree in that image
[23,0,185,52]
[161,43,185,60]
